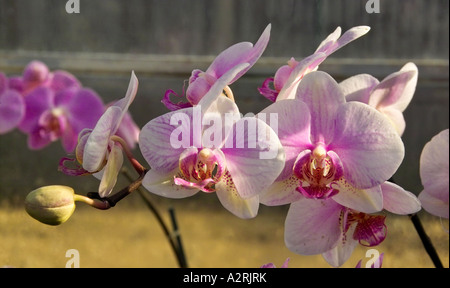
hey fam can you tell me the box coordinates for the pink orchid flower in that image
[258,26,370,102]
[0,72,25,134]
[12,60,81,96]
[73,71,139,197]
[418,129,449,219]
[260,258,290,268]
[17,84,104,152]
[340,62,418,135]
[259,71,407,212]
[162,24,271,110]
[139,63,285,219]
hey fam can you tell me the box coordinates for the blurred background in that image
[0,0,448,268]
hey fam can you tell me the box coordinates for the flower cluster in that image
[10,23,449,268]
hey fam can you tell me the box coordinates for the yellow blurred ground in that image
[0,192,448,268]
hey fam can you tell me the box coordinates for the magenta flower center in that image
[294,145,339,199]
[38,108,66,141]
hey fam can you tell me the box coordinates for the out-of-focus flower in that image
[261,258,290,268]
[340,62,418,135]
[72,72,139,197]
[18,85,104,152]
[162,24,271,110]
[140,63,285,219]
[258,26,370,102]
[418,129,449,219]
[0,72,25,134]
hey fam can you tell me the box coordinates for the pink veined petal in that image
[418,129,449,218]
[198,63,250,114]
[115,111,140,149]
[258,99,312,181]
[331,179,383,213]
[330,102,404,189]
[276,53,327,102]
[340,74,379,104]
[295,71,345,144]
[0,90,25,134]
[368,69,417,111]
[220,117,285,199]
[259,174,303,206]
[98,142,124,198]
[18,86,54,133]
[139,107,199,173]
[352,214,387,247]
[215,174,260,219]
[142,168,200,199]
[206,24,271,82]
[322,223,359,267]
[369,63,418,112]
[109,71,139,134]
[83,106,122,172]
[377,107,406,136]
[418,192,449,219]
[419,129,449,200]
[315,26,342,54]
[285,198,342,255]
[381,181,421,215]
[329,26,371,55]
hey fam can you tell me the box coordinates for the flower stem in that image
[121,167,188,268]
[409,213,444,268]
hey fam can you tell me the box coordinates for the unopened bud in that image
[25,185,76,226]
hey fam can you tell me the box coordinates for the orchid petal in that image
[98,143,123,198]
[381,181,421,215]
[276,53,327,101]
[221,116,285,199]
[259,174,302,206]
[206,24,271,82]
[285,198,342,255]
[110,71,139,134]
[83,106,122,172]
[295,71,345,144]
[115,111,140,149]
[139,107,198,173]
[215,175,260,219]
[142,168,199,199]
[331,102,404,189]
[64,88,104,134]
[0,90,25,134]
[258,99,312,180]
[332,179,383,213]
[49,70,81,92]
[378,107,406,136]
[322,224,358,267]
[19,86,53,133]
[369,63,418,112]
[340,74,379,103]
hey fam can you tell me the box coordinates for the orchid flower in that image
[17,84,104,152]
[418,129,449,219]
[0,72,25,134]
[259,71,407,211]
[70,71,139,198]
[12,60,81,96]
[340,62,418,135]
[260,258,290,268]
[139,63,285,219]
[162,24,271,110]
[258,26,370,102]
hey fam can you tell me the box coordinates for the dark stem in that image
[409,213,444,268]
[169,207,188,268]
[121,168,188,268]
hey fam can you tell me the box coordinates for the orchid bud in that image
[23,60,49,84]
[25,185,76,226]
